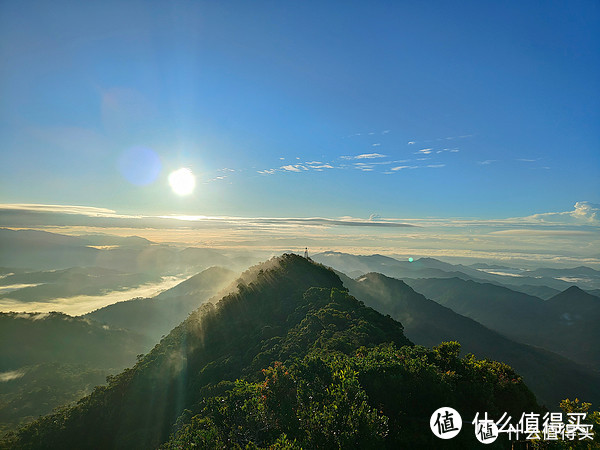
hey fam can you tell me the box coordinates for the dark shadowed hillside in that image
[339,271,600,408]
[0,312,149,371]
[1,255,540,449]
[0,312,152,436]
[404,278,600,370]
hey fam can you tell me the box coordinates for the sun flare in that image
[168,168,196,196]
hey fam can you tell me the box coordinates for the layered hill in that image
[2,255,539,449]
[0,228,238,275]
[339,272,600,407]
[404,278,600,369]
[311,251,587,292]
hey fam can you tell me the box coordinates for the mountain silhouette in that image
[547,285,600,315]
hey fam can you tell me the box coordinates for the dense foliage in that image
[163,342,539,449]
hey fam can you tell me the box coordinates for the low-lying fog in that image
[0,275,188,316]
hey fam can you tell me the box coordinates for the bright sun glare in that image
[168,168,196,196]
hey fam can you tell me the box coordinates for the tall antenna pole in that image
[304,247,309,259]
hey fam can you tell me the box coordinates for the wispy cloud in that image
[309,164,334,169]
[341,153,387,160]
[355,160,405,166]
[0,203,117,216]
[281,164,308,172]
[490,230,596,236]
[437,148,460,154]
[252,217,416,228]
[439,134,474,141]
[257,161,337,175]
[406,134,473,145]
[1,203,598,268]
[478,160,497,165]
[205,175,227,182]
[427,164,446,168]
[415,148,432,155]
[2,203,597,234]
[0,204,417,231]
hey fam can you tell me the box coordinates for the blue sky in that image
[0,1,599,265]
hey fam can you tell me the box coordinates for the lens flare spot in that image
[169,168,196,196]
[408,257,414,262]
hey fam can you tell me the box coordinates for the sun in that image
[168,168,196,196]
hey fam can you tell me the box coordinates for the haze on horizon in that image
[0,2,598,268]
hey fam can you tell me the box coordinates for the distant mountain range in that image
[0,228,253,275]
[312,251,600,291]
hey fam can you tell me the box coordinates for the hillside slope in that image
[340,272,600,407]
[405,278,600,369]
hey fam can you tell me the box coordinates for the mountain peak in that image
[547,284,600,314]
[552,285,594,300]
[564,285,586,294]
